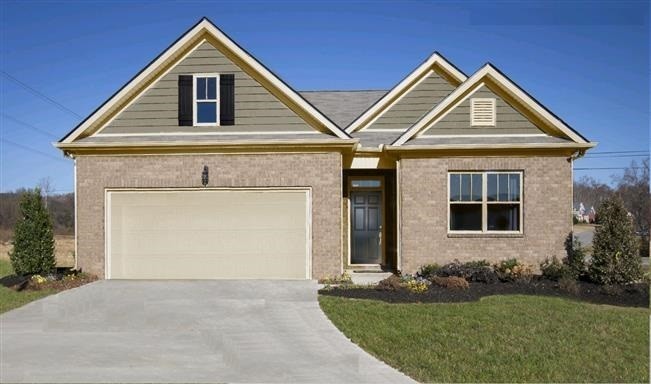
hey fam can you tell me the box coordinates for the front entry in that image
[350,190,383,265]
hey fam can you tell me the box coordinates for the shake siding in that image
[100,42,316,135]
[422,86,545,136]
[367,70,455,130]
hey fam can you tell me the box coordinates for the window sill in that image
[447,232,524,239]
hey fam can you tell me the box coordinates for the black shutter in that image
[178,75,193,126]
[220,74,235,125]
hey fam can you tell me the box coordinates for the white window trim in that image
[447,171,523,234]
[193,73,220,126]
[470,97,496,127]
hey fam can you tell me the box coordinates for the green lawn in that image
[319,295,649,383]
[0,259,54,314]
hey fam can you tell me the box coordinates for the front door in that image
[351,191,382,264]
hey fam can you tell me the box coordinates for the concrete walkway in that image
[1,280,414,383]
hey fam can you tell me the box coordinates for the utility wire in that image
[586,150,648,155]
[1,71,83,119]
[1,113,59,139]
[583,154,649,159]
[574,167,645,170]
[0,138,69,163]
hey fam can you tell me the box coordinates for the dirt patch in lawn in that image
[320,280,650,308]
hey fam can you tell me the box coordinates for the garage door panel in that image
[108,189,309,279]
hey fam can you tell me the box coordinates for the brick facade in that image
[75,152,343,279]
[398,156,572,273]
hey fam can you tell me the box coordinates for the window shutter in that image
[220,74,235,125]
[470,98,496,126]
[178,75,193,126]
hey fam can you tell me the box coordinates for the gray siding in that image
[367,69,455,130]
[100,42,317,135]
[422,86,545,136]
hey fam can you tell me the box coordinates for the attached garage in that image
[106,189,311,279]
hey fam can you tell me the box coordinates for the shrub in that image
[435,259,497,283]
[494,259,534,282]
[565,234,587,278]
[405,279,429,294]
[9,188,56,276]
[319,271,352,285]
[589,196,643,285]
[376,275,403,291]
[600,284,624,296]
[558,277,580,295]
[430,276,469,290]
[417,263,441,279]
[540,256,573,281]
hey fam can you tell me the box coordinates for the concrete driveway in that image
[1,280,414,383]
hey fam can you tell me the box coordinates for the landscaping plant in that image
[589,196,643,285]
[564,233,587,278]
[540,256,573,281]
[8,188,56,276]
[434,259,498,283]
[430,276,469,290]
[494,259,534,282]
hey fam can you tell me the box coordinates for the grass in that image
[319,295,649,383]
[0,259,54,314]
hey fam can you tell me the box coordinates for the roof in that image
[299,90,387,128]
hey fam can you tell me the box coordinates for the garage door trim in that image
[104,187,312,279]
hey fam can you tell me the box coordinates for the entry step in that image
[347,271,394,285]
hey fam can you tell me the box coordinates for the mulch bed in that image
[320,279,650,308]
[0,270,97,292]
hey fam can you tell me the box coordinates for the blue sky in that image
[1,0,649,193]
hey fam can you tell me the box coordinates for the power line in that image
[1,113,59,139]
[574,167,645,170]
[584,154,649,159]
[1,71,83,119]
[0,138,69,163]
[587,150,648,155]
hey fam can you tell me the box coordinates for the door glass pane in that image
[450,174,460,201]
[498,174,509,201]
[487,204,520,231]
[197,102,217,123]
[509,174,520,201]
[207,77,217,99]
[487,174,497,201]
[196,77,207,99]
[351,179,381,188]
[368,207,379,230]
[354,207,365,230]
[460,174,471,201]
[471,174,482,201]
[450,204,482,231]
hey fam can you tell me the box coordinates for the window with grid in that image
[449,172,522,232]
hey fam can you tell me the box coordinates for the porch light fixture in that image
[201,165,209,187]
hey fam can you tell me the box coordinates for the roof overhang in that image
[385,141,596,158]
[55,138,358,157]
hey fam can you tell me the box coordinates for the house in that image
[55,18,595,280]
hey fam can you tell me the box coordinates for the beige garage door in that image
[107,189,310,279]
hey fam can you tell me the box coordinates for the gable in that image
[345,53,467,133]
[392,64,593,147]
[365,69,456,131]
[59,18,349,145]
[97,41,316,135]
[419,83,546,136]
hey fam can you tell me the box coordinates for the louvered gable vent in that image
[470,98,496,126]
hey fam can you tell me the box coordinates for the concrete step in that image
[348,271,394,285]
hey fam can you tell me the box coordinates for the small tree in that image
[589,196,642,284]
[8,188,56,276]
[564,233,586,279]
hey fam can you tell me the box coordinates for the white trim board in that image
[93,131,322,137]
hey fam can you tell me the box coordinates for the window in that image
[449,172,522,232]
[193,74,219,125]
[470,98,496,126]
[351,179,382,188]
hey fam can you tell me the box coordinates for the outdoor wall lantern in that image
[201,165,209,187]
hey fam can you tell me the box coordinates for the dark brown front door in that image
[351,191,382,264]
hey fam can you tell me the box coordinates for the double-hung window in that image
[193,74,219,125]
[449,171,522,233]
